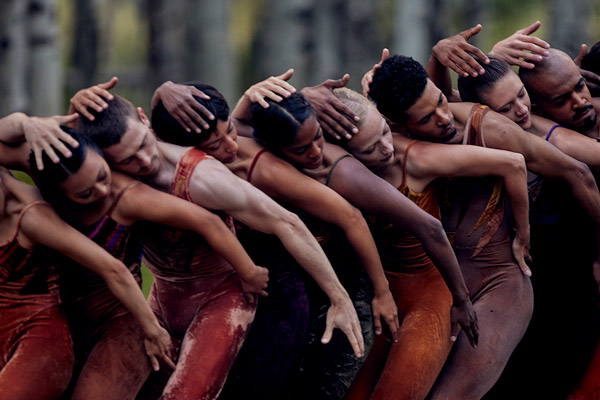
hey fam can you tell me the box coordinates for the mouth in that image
[518,114,529,126]
[223,153,238,164]
[381,153,393,163]
[574,105,594,122]
[305,156,323,169]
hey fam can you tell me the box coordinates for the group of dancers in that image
[3,20,600,400]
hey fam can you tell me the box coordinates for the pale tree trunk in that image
[313,0,344,85]
[550,0,593,58]
[148,0,186,90]
[28,0,61,116]
[251,0,315,89]
[392,0,432,65]
[343,0,378,91]
[186,0,236,101]
[72,0,99,88]
[0,0,28,115]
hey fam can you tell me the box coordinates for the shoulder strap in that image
[401,140,419,189]
[13,201,51,242]
[106,181,141,216]
[326,153,354,187]
[247,148,268,183]
[464,104,490,147]
[171,147,212,198]
[545,124,562,141]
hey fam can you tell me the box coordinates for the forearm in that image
[0,112,28,143]
[204,222,260,280]
[500,157,530,237]
[275,217,351,302]
[343,215,389,295]
[416,220,470,302]
[426,53,454,99]
[231,92,253,124]
[101,260,164,337]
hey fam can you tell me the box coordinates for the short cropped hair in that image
[369,55,428,125]
[76,94,137,149]
[151,82,230,146]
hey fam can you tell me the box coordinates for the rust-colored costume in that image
[0,201,73,400]
[142,148,255,400]
[428,105,533,399]
[60,183,151,400]
[344,142,453,400]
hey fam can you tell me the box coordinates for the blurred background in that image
[1,0,599,120]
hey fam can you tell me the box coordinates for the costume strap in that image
[247,148,268,183]
[326,153,354,187]
[171,147,212,198]
[545,124,562,141]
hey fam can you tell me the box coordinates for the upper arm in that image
[189,159,297,233]
[0,141,31,170]
[483,112,584,179]
[253,153,363,228]
[21,205,121,275]
[411,142,525,182]
[327,155,437,232]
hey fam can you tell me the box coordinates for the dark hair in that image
[458,57,512,103]
[29,126,103,205]
[369,55,428,125]
[76,94,137,148]
[251,93,314,152]
[581,41,600,96]
[151,82,230,146]
[581,41,600,74]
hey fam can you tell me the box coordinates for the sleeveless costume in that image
[0,201,73,400]
[219,148,311,400]
[427,104,534,399]
[344,142,454,400]
[141,148,256,400]
[59,182,151,400]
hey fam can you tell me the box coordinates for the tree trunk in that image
[72,0,99,89]
[251,0,315,89]
[148,0,186,90]
[186,0,236,101]
[392,0,431,65]
[312,0,344,85]
[0,0,28,115]
[343,0,378,91]
[550,0,593,58]
[28,0,61,116]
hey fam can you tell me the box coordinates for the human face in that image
[199,118,239,163]
[280,116,324,170]
[530,63,596,133]
[347,105,395,169]
[481,72,532,129]
[103,113,161,177]
[404,79,459,143]
[59,149,112,204]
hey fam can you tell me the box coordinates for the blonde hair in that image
[332,88,376,129]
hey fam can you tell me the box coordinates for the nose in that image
[380,140,393,155]
[137,151,152,168]
[95,182,109,198]
[436,108,450,126]
[224,136,238,154]
[515,100,528,117]
[572,92,587,109]
[308,143,322,159]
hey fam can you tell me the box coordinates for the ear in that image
[137,107,150,127]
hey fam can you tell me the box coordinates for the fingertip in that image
[321,337,330,344]
[525,269,532,277]
[450,335,457,342]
